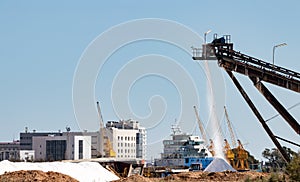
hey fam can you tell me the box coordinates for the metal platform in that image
[193,44,300,93]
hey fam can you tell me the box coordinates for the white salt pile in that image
[204,157,236,172]
[0,160,119,182]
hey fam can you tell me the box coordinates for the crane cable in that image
[265,102,300,122]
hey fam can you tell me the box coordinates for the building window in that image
[121,137,123,141]
[118,136,120,141]
[46,140,66,161]
[79,140,83,159]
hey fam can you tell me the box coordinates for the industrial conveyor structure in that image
[192,34,300,162]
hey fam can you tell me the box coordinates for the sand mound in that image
[0,170,78,182]
[0,160,119,182]
[116,171,271,182]
[204,157,236,172]
[165,171,269,181]
[114,174,153,182]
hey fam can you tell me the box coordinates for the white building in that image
[32,134,92,161]
[19,150,35,161]
[136,127,147,159]
[106,120,147,160]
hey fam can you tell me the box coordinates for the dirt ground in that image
[114,171,282,182]
[0,170,79,182]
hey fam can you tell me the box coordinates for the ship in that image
[154,125,213,170]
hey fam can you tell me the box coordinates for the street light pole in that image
[272,43,287,67]
[204,29,212,44]
[204,30,211,59]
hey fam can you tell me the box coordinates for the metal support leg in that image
[226,71,290,163]
[249,76,300,134]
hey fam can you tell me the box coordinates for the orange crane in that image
[193,106,208,144]
[96,101,116,157]
[224,139,235,168]
[224,106,249,170]
[235,139,249,170]
[208,139,215,156]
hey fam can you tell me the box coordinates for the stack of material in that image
[0,160,119,182]
[204,157,236,172]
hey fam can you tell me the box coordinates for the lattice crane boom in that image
[224,106,237,148]
[193,105,207,144]
[96,101,116,157]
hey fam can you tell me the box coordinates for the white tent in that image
[0,160,119,182]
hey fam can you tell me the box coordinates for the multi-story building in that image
[136,127,146,159]
[106,120,147,160]
[32,132,98,161]
[18,127,101,161]
[20,129,62,150]
[5,120,146,162]
[0,140,20,161]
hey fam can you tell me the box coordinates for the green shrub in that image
[286,152,300,181]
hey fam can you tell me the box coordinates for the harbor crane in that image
[192,34,300,163]
[96,101,116,157]
[193,106,208,144]
[224,139,235,168]
[224,106,250,170]
[224,106,237,148]
[208,139,215,156]
[235,139,249,170]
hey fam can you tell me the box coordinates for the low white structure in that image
[19,150,35,162]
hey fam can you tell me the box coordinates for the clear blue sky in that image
[1,1,300,161]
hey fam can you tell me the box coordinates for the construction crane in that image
[224,139,235,168]
[96,101,116,157]
[224,106,237,148]
[235,139,249,170]
[208,139,215,156]
[193,106,208,144]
